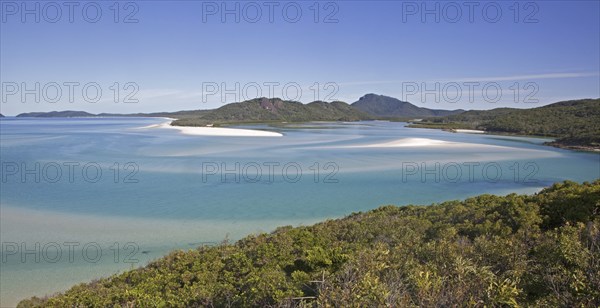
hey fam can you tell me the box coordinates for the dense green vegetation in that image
[19,180,600,307]
[171,98,372,126]
[352,93,464,118]
[409,99,600,150]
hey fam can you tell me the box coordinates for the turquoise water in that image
[1,118,599,305]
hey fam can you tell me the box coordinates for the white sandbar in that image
[454,129,486,134]
[351,138,454,148]
[143,121,283,137]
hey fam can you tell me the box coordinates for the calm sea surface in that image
[1,117,598,305]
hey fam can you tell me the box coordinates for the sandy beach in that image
[454,129,486,134]
[142,120,283,137]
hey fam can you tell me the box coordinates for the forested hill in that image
[19,180,600,307]
[409,98,600,150]
[171,97,373,126]
[351,93,464,118]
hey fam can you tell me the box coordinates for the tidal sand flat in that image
[0,205,319,306]
[354,137,453,147]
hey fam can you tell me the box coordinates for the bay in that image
[1,117,598,305]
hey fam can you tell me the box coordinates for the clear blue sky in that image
[1,0,599,115]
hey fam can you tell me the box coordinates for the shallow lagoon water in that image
[1,118,598,305]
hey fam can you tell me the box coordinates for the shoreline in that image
[406,124,600,153]
[142,120,283,137]
[544,141,600,153]
[15,181,600,306]
[0,204,319,307]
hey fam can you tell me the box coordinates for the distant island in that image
[10,95,600,150]
[13,110,212,119]
[18,180,600,307]
[15,111,95,118]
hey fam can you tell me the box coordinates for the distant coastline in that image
[7,95,599,151]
